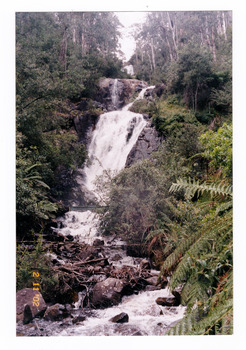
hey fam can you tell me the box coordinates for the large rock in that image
[73,112,99,146]
[16,288,47,323]
[91,277,125,308]
[126,122,162,166]
[43,303,69,321]
[155,295,180,307]
[109,312,129,323]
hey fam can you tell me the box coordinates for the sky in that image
[115,12,147,62]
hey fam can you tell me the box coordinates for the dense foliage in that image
[16,12,125,237]
[16,236,59,301]
[100,11,232,335]
[130,11,232,113]
[16,11,232,335]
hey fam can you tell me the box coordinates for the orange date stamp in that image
[32,271,40,307]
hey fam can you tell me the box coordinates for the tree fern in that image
[166,298,233,335]
[168,210,232,291]
[163,176,233,335]
[169,178,232,200]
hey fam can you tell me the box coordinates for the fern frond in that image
[160,232,200,276]
[170,178,232,200]
[145,229,167,242]
[168,210,232,291]
[166,298,233,335]
[215,200,233,216]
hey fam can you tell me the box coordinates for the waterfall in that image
[83,110,147,196]
[56,83,153,242]
[31,81,186,337]
[111,78,119,109]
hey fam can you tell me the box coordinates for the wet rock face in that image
[73,113,99,146]
[16,288,47,323]
[97,78,148,111]
[126,122,162,166]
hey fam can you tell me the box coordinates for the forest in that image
[16,11,232,336]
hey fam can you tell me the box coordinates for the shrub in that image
[16,235,59,301]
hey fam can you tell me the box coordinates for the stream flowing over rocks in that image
[16,79,185,336]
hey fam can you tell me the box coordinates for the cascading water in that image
[83,108,147,195]
[111,78,119,109]
[48,81,186,336]
[57,85,151,243]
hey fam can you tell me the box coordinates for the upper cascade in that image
[97,78,148,111]
[82,85,156,198]
[64,82,156,207]
[111,79,120,110]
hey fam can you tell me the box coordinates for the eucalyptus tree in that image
[130,11,232,87]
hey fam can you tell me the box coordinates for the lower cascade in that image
[17,82,186,336]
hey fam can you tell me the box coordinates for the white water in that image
[83,111,146,195]
[55,289,185,336]
[58,84,152,242]
[83,86,155,197]
[52,82,186,336]
[111,78,119,109]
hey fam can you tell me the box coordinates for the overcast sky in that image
[115,12,147,62]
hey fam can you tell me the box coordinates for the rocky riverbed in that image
[16,227,185,336]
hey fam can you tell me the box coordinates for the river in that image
[17,80,186,337]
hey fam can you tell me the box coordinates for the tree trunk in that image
[216,12,223,36]
[59,27,68,71]
[205,16,212,51]
[222,12,227,41]
[150,38,156,70]
[72,28,76,44]
[147,50,153,71]
[167,12,178,60]
[160,13,174,62]
[200,29,204,45]
[211,26,217,62]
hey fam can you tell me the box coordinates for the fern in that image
[163,175,233,335]
[166,298,233,335]
[169,211,232,291]
[169,178,232,200]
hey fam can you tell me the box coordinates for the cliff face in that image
[97,78,148,111]
[126,118,162,166]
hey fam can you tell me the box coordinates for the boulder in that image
[16,288,47,323]
[91,277,125,308]
[109,312,129,323]
[23,304,33,324]
[155,295,180,307]
[44,303,68,321]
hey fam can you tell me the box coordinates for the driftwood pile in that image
[48,240,161,307]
